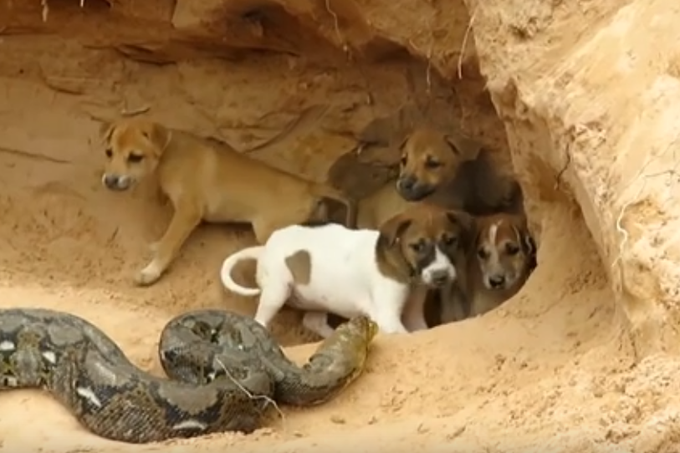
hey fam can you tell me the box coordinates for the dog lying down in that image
[219,205,474,338]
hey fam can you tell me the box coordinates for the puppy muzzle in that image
[421,267,456,288]
[485,273,513,290]
[102,173,134,191]
[396,176,435,201]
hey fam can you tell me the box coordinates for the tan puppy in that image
[99,117,355,286]
[396,126,524,216]
[441,213,536,323]
[375,203,474,331]
[356,180,413,230]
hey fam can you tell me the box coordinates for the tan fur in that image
[441,213,536,323]
[285,250,312,285]
[100,117,356,286]
[356,181,413,230]
[396,126,524,216]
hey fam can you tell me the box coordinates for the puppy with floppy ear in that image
[375,204,475,332]
[441,213,537,323]
[99,115,356,287]
[395,126,524,216]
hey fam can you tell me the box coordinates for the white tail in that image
[219,246,265,297]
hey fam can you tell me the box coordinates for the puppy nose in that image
[431,270,450,286]
[398,176,415,192]
[489,275,505,288]
[103,174,119,189]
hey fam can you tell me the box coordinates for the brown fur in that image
[355,180,414,230]
[374,204,473,328]
[285,250,312,285]
[441,213,537,323]
[100,117,356,286]
[396,126,524,216]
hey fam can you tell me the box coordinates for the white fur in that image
[220,223,428,337]
[420,246,457,285]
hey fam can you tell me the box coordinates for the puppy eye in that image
[410,242,424,253]
[442,235,457,247]
[477,248,489,260]
[506,244,520,255]
[105,149,112,158]
[425,157,442,169]
[128,154,144,163]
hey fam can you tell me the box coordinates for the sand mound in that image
[1,0,680,451]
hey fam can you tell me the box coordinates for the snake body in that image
[0,308,378,443]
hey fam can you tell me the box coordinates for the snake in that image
[0,308,378,444]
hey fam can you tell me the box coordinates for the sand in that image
[0,1,680,452]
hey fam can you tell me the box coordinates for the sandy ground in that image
[1,7,680,453]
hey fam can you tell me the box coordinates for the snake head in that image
[349,315,379,342]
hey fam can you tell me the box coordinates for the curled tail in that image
[220,246,265,297]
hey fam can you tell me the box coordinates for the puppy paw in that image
[134,263,162,287]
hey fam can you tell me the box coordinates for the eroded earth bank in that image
[0,0,680,452]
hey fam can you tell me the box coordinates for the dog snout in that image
[102,174,132,191]
[397,175,416,193]
[429,269,451,287]
[488,274,506,289]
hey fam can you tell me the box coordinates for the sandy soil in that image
[0,2,680,453]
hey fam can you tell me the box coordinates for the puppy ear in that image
[446,210,474,233]
[142,123,172,153]
[99,121,115,144]
[446,210,476,247]
[396,132,411,153]
[444,133,482,161]
[523,231,538,269]
[378,214,413,247]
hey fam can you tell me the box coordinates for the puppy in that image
[219,204,473,338]
[395,126,524,216]
[355,180,414,230]
[440,213,537,323]
[99,117,356,286]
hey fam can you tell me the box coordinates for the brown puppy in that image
[441,213,536,323]
[100,117,355,286]
[396,126,524,216]
[374,203,474,331]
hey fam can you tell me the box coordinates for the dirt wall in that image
[0,1,679,452]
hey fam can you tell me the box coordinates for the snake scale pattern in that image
[0,308,378,443]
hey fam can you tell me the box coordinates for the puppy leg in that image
[135,203,202,286]
[252,219,279,244]
[402,285,429,332]
[440,282,469,324]
[370,285,410,335]
[302,311,335,339]
[253,279,291,329]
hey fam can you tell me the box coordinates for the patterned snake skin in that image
[0,308,378,443]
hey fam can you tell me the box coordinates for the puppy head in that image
[99,118,172,192]
[396,127,481,201]
[377,204,474,287]
[474,214,536,291]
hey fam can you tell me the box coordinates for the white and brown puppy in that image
[396,126,524,216]
[99,116,355,287]
[219,204,473,338]
[441,213,536,323]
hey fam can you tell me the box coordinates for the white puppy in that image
[220,205,473,338]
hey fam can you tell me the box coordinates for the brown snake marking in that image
[0,308,378,443]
